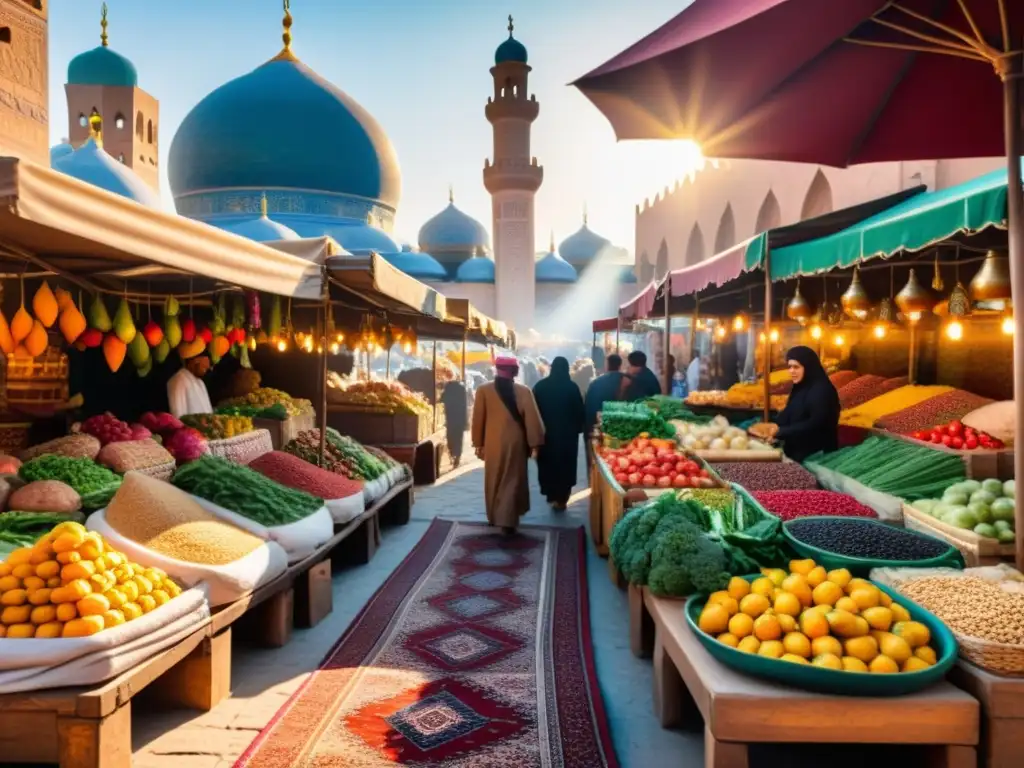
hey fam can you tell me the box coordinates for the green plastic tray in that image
[684,577,958,696]
[782,516,964,576]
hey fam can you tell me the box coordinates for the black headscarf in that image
[775,346,840,461]
[549,357,570,380]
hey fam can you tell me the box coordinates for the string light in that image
[330,343,340,354]
[873,324,887,339]
[809,324,822,340]
[732,313,748,332]
[907,311,922,323]
[276,339,288,352]
[944,320,963,341]
[714,325,727,340]
[768,328,779,344]
[833,334,845,347]
[403,341,412,353]
[1002,316,1014,335]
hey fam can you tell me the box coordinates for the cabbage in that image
[967,501,992,524]
[958,480,982,495]
[974,522,998,539]
[994,519,1013,533]
[912,499,937,514]
[991,497,1015,523]
[998,529,1016,543]
[1004,480,1015,499]
[947,507,978,530]
[970,490,996,507]
[729,436,749,450]
[982,478,1005,496]
[942,491,969,507]
[931,502,949,519]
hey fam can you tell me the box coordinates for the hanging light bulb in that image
[873,324,887,339]
[758,331,766,343]
[943,281,970,342]
[403,341,412,354]
[945,320,964,341]
[1002,306,1015,335]
[330,343,340,355]
[302,336,314,353]
[841,268,871,320]
[276,338,288,352]
[768,328,779,343]
[732,312,748,332]
[714,325,727,340]
[786,282,813,324]
[248,336,257,351]
[833,334,845,347]
[809,324,822,340]
[335,333,345,344]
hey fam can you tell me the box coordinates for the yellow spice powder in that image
[840,385,954,429]
[105,473,262,565]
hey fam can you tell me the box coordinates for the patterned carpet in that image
[235,519,618,767]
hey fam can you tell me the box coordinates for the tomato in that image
[656,476,672,488]
[614,472,628,484]
[699,469,710,478]
[627,473,641,486]
[950,436,964,450]
[940,435,953,447]
[964,437,978,450]
[661,461,676,473]
[930,432,942,444]
[912,430,928,441]
[647,466,664,478]
[616,457,630,470]
[672,474,689,488]
[675,461,688,473]
[933,424,947,435]
[641,474,657,487]
[635,439,650,451]
[626,464,638,475]
[947,420,963,436]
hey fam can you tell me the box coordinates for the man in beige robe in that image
[472,357,545,533]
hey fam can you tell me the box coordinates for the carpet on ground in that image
[234,518,618,767]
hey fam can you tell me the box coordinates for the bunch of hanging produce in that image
[608,491,788,597]
[0,279,62,359]
[909,478,1015,543]
[599,401,675,442]
[219,388,313,418]
[180,414,255,441]
[806,435,966,501]
[640,395,710,423]
[0,520,184,638]
[283,429,390,481]
[326,374,431,415]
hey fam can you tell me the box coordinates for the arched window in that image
[147,119,153,144]
[801,169,834,220]
[78,113,87,127]
[136,112,144,139]
[114,113,125,130]
[0,28,11,44]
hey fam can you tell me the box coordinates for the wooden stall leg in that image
[374,511,382,547]
[57,704,132,768]
[926,745,976,768]
[589,463,603,547]
[652,634,685,728]
[295,560,333,628]
[985,719,1024,768]
[257,587,294,648]
[607,554,626,588]
[352,516,378,565]
[629,584,654,658]
[383,486,411,526]
[151,628,233,711]
[703,728,749,768]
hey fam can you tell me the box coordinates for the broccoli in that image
[610,494,687,583]
[647,515,731,597]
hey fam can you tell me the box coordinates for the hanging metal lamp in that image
[895,269,932,319]
[931,253,945,292]
[785,282,813,324]
[968,250,1011,307]
[841,267,871,320]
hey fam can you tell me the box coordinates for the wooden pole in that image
[461,333,467,381]
[762,250,772,425]
[615,318,621,354]
[1000,59,1024,570]
[908,323,918,384]
[662,279,672,394]
[318,277,329,467]
[432,340,438,432]
[386,346,392,378]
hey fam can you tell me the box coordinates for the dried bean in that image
[752,490,877,521]
[787,517,950,560]
[895,576,1024,645]
[874,389,994,435]
[838,375,907,410]
[710,461,818,491]
[829,371,859,390]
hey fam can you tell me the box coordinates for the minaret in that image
[64,4,160,192]
[484,15,542,333]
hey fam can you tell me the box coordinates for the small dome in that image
[455,256,496,284]
[418,193,489,253]
[50,143,74,165]
[217,215,300,243]
[53,138,160,208]
[68,46,138,87]
[619,266,639,284]
[384,249,448,281]
[559,220,612,266]
[536,247,578,283]
[496,16,528,64]
[271,216,400,255]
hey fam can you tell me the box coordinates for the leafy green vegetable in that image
[640,396,710,424]
[19,455,122,508]
[600,402,675,441]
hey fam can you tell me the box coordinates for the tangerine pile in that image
[695,558,939,673]
[0,521,182,639]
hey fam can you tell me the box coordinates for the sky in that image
[47,0,701,255]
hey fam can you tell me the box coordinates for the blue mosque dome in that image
[67,9,138,87]
[50,143,74,165]
[455,256,496,284]
[385,246,448,281]
[53,137,160,208]
[169,54,400,212]
[536,238,578,283]
[619,266,639,284]
[559,215,612,267]
[215,195,300,242]
[418,190,490,253]
[496,16,528,64]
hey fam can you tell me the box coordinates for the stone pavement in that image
[130,448,700,768]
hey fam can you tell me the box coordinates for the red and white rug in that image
[235,520,618,767]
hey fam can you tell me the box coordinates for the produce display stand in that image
[373,431,447,486]
[872,429,1014,482]
[902,503,1016,567]
[590,451,626,557]
[253,410,315,450]
[326,406,444,485]
[949,661,1024,768]
[644,589,980,768]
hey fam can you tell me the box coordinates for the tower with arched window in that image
[483,15,543,332]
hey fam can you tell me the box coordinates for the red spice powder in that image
[249,451,364,499]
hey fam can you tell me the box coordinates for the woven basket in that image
[129,461,176,482]
[207,429,273,465]
[0,422,31,455]
[955,633,1024,676]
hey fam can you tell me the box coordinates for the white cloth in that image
[167,368,212,418]
[687,357,702,393]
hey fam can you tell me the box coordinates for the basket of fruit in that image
[686,562,958,695]
[782,516,964,576]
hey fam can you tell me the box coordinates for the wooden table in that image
[644,590,980,768]
[949,661,1024,768]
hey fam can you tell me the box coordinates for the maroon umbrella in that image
[575,0,1024,565]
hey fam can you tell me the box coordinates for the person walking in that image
[621,350,662,400]
[472,356,545,534]
[440,378,468,468]
[583,353,625,474]
[532,357,585,510]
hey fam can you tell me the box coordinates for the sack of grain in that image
[97,439,174,473]
[962,400,1015,446]
[90,473,288,606]
[248,451,365,524]
[20,434,101,463]
[8,480,81,513]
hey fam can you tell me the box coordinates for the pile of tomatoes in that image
[598,436,715,489]
[911,420,1004,451]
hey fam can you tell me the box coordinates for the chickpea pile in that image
[897,576,1024,645]
[0,521,182,639]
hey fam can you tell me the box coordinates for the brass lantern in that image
[944,282,970,341]
[895,269,932,320]
[825,301,844,328]
[785,282,813,324]
[969,250,1011,308]
[873,298,895,339]
[841,268,871,320]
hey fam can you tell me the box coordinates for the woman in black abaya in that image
[763,346,840,462]
[532,357,585,509]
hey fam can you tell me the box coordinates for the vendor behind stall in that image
[167,356,214,418]
[760,346,839,461]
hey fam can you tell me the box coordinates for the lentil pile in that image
[873,389,994,435]
[840,385,955,429]
[787,517,951,561]
[752,490,878,521]
[710,461,819,491]
[896,576,1024,645]
[828,371,860,390]
[172,455,324,526]
[106,473,262,565]
[837,375,887,409]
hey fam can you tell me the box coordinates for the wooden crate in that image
[253,410,314,450]
[950,661,1024,768]
[902,503,1015,567]
[327,407,441,445]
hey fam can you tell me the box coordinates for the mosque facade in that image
[39,4,637,339]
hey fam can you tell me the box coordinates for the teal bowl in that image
[783,516,964,576]
[684,578,958,696]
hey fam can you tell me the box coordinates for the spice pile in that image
[753,491,878,521]
[284,429,392,482]
[893,576,1024,646]
[172,455,323,526]
[787,518,952,561]
[219,388,312,418]
[0,521,182,638]
[874,390,994,436]
[710,461,819,491]
[840,386,955,429]
[837,375,904,410]
[828,371,859,390]
[249,451,364,500]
